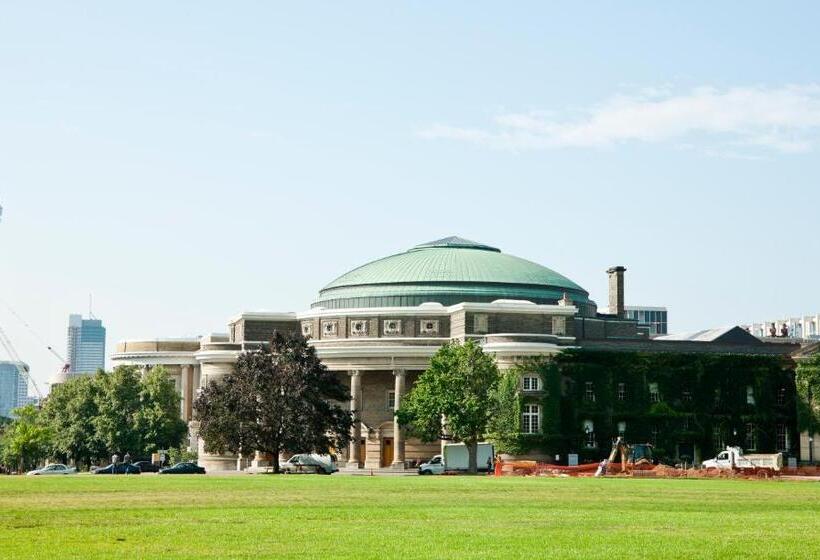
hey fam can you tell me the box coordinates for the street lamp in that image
[810,436,815,465]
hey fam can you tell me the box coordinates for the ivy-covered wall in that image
[507,350,797,465]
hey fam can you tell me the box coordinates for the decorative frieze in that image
[552,316,567,336]
[419,319,440,335]
[350,319,369,337]
[301,321,313,338]
[321,320,338,337]
[383,319,402,336]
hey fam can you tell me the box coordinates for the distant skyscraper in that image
[66,314,106,374]
[0,361,28,418]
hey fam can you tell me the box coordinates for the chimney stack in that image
[607,266,626,318]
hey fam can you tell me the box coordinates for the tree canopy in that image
[0,404,52,472]
[37,365,187,468]
[397,339,501,473]
[194,331,353,473]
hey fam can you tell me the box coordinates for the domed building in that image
[113,237,800,471]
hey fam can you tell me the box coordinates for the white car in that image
[26,464,77,476]
[282,454,338,474]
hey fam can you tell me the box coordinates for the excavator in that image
[595,437,654,476]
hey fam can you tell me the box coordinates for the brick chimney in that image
[607,266,626,318]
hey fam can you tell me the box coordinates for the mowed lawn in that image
[0,475,818,559]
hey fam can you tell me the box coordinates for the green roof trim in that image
[314,237,589,309]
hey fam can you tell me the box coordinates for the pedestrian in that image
[112,453,120,475]
[124,452,132,465]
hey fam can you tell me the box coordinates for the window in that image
[383,320,401,336]
[617,382,626,401]
[552,316,566,336]
[583,419,596,448]
[350,320,368,337]
[746,385,755,405]
[650,425,659,445]
[584,381,595,402]
[650,383,661,402]
[617,421,626,437]
[777,387,786,406]
[301,322,313,338]
[522,404,541,434]
[473,314,488,334]
[387,390,396,411]
[682,417,690,431]
[776,424,788,451]
[419,319,440,335]
[322,321,338,337]
[522,375,540,392]
[682,388,692,402]
[745,423,757,451]
[712,426,724,451]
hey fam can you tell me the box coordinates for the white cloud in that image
[419,85,820,154]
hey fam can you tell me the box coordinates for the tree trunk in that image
[467,439,478,474]
[272,446,280,474]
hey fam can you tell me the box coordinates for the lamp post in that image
[810,436,815,464]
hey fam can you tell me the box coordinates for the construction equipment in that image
[702,446,783,472]
[595,437,654,476]
[0,323,43,400]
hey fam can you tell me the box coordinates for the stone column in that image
[391,369,406,469]
[180,365,191,421]
[346,370,362,468]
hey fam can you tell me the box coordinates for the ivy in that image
[796,353,820,436]
[495,350,797,464]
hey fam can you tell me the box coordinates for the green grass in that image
[0,475,818,559]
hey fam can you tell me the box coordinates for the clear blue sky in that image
[1,2,819,391]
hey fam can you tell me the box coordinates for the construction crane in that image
[0,323,43,400]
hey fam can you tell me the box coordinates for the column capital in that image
[393,368,405,377]
[349,369,361,378]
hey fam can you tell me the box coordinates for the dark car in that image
[158,462,205,475]
[93,463,141,475]
[134,461,161,473]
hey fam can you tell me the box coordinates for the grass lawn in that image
[0,474,818,559]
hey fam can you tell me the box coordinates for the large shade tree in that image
[195,331,353,473]
[397,339,501,473]
[41,365,187,467]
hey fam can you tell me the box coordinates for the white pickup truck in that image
[418,442,494,475]
[702,446,783,471]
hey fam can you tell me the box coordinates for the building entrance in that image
[381,438,394,467]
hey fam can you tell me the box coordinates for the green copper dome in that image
[313,237,590,310]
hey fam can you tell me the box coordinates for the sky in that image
[1,2,819,392]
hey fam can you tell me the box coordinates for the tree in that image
[91,366,143,457]
[195,331,353,473]
[40,365,188,467]
[0,405,52,472]
[40,375,104,468]
[397,339,501,473]
[135,366,188,454]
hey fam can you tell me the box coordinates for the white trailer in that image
[702,446,783,471]
[418,442,494,474]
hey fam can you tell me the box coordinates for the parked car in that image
[133,461,161,473]
[26,464,77,476]
[282,454,338,475]
[159,462,206,475]
[93,463,141,475]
